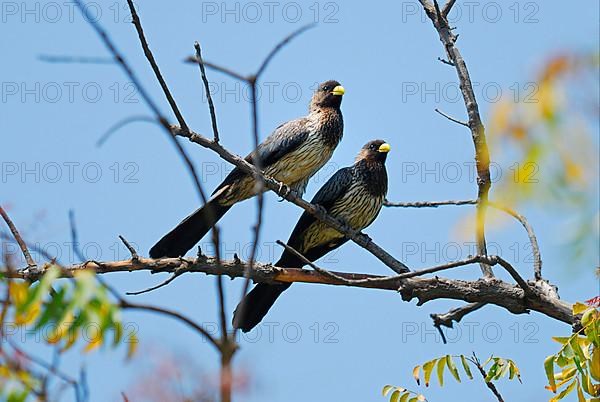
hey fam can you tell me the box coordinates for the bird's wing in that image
[213,117,311,194]
[285,166,354,251]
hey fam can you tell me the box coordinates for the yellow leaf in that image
[382,385,394,397]
[545,355,557,392]
[9,281,29,305]
[412,365,421,385]
[573,302,589,316]
[127,332,138,359]
[591,348,600,382]
[84,336,102,353]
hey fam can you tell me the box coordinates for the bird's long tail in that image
[232,252,303,332]
[149,199,231,258]
[232,282,291,333]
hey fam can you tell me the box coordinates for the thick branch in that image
[9,257,574,326]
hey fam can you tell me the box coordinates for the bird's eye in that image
[322,86,329,92]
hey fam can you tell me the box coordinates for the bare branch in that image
[254,23,316,79]
[125,270,185,295]
[489,202,542,280]
[183,56,248,82]
[71,0,208,205]
[118,235,140,261]
[125,0,188,132]
[193,42,220,142]
[96,115,157,147]
[0,205,36,267]
[431,302,485,332]
[38,54,114,64]
[418,0,493,278]
[435,108,469,127]
[384,199,476,208]
[10,256,574,326]
[442,0,457,17]
[276,240,351,283]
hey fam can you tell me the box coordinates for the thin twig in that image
[118,235,139,261]
[125,0,188,132]
[435,108,469,127]
[183,56,248,82]
[125,270,184,295]
[471,353,505,402]
[68,210,86,262]
[38,54,114,64]
[0,205,36,267]
[489,201,542,280]
[121,301,219,348]
[384,199,476,208]
[72,0,208,204]
[96,271,219,348]
[96,115,158,147]
[275,240,351,283]
[193,42,220,142]
[254,23,316,79]
[442,0,457,17]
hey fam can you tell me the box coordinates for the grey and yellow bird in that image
[232,139,391,332]
[150,80,345,258]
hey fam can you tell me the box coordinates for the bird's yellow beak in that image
[331,85,345,96]
[378,143,391,153]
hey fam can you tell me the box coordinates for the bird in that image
[232,139,391,332]
[149,80,345,258]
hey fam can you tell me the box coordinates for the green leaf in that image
[509,361,522,383]
[570,337,587,369]
[390,390,401,402]
[436,356,446,386]
[18,266,60,313]
[460,355,473,379]
[34,286,67,330]
[423,359,436,387]
[485,361,498,382]
[399,393,409,402]
[545,355,557,393]
[495,359,511,380]
[446,355,461,382]
[408,398,418,402]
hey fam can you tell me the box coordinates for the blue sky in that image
[1,1,599,401]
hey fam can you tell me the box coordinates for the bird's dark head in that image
[310,80,345,110]
[356,140,391,163]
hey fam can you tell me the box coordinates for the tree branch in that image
[470,353,505,402]
[419,0,493,278]
[8,256,574,326]
[384,199,476,208]
[0,205,36,268]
